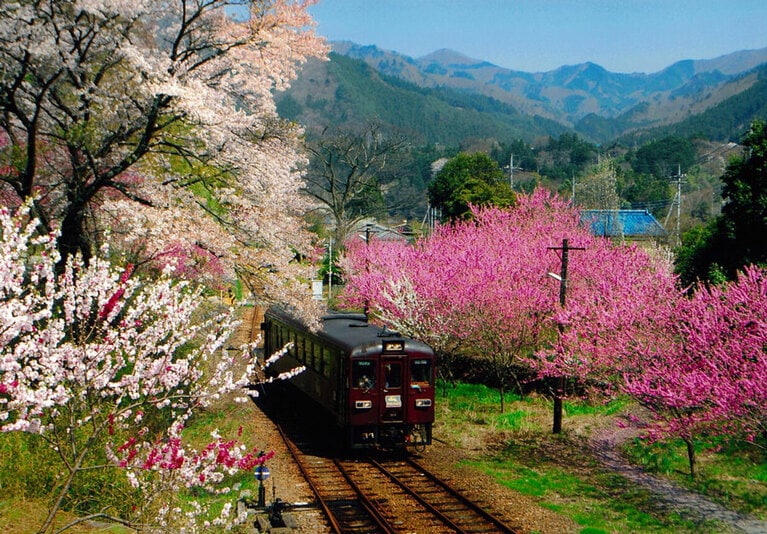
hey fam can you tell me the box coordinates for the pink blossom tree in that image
[0,0,328,319]
[715,266,767,440]
[341,233,473,393]
[0,203,301,531]
[341,189,678,414]
[622,265,767,477]
[420,200,563,412]
[536,238,681,391]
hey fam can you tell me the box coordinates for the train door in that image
[380,358,404,422]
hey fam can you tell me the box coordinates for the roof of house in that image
[351,221,410,243]
[580,209,668,239]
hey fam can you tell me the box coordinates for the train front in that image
[347,337,435,450]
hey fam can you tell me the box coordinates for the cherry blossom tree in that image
[0,203,302,531]
[0,0,327,319]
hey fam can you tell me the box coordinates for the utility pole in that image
[664,165,687,246]
[364,225,371,317]
[508,154,521,190]
[674,165,686,247]
[547,238,585,434]
[327,237,333,303]
[509,154,514,189]
[571,174,576,203]
[423,203,439,231]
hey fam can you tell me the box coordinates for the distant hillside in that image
[615,64,767,144]
[330,42,767,143]
[276,52,569,146]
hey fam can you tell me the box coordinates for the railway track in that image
[369,457,517,533]
[277,422,519,533]
[278,424,389,533]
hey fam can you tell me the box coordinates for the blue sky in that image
[307,0,767,73]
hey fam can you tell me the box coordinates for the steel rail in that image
[405,458,517,533]
[277,423,396,534]
[276,424,344,534]
[333,458,398,534]
[370,458,467,532]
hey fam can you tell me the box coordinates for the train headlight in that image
[415,398,432,408]
[355,400,373,409]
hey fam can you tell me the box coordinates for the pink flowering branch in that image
[99,263,135,320]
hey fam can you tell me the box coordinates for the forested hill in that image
[333,42,767,142]
[276,52,570,146]
[613,64,767,145]
[278,45,767,146]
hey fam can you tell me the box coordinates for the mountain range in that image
[277,41,767,145]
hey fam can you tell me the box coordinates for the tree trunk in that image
[499,383,505,413]
[439,368,455,399]
[56,204,91,271]
[684,437,696,479]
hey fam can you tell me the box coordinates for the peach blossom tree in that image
[341,189,679,413]
[0,203,301,531]
[622,265,767,477]
[343,188,767,468]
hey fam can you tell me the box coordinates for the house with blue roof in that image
[580,210,668,241]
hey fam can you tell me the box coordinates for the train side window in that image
[274,325,279,347]
[410,359,433,389]
[311,342,318,369]
[352,360,375,389]
[301,334,307,362]
[295,333,304,362]
[322,348,332,378]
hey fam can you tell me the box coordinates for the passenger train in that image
[260,307,435,450]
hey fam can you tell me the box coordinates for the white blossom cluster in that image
[0,203,296,530]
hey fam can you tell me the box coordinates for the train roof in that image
[264,307,434,356]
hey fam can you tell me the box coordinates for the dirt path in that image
[589,425,767,534]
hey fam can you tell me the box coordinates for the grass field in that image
[435,382,767,533]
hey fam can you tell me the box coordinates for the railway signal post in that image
[254,459,271,508]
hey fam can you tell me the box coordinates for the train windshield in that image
[410,359,433,389]
[384,362,402,389]
[352,360,376,389]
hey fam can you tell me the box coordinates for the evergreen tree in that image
[676,120,767,285]
[428,152,515,221]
